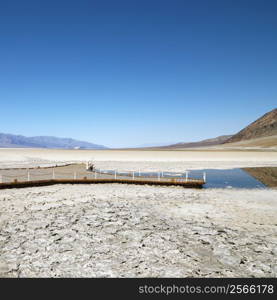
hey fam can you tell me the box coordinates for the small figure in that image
[86,160,94,171]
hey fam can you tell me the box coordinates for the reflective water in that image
[99,168,267,189]
[187,169,266,189]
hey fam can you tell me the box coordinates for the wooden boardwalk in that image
[0,164,205,189]
[0,178,204,189]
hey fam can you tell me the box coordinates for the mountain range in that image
[160,135,233,149]
[224,108,277,144]
[1,108,276,149]
[159,108,277,149]
[0,133,107,149]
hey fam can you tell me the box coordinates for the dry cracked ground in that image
[0,184,277,277]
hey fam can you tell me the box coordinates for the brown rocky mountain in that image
[161,135,233,149]
[225,108,277,144]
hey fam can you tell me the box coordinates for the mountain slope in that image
[221,135,277,148]
[0,133,107,149]
[225,108,277,144]
[161,135,233,149]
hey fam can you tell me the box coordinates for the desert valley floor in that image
[0,148,277,277]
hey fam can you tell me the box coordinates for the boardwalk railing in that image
[0,165,206,189]
[93,168,206,183]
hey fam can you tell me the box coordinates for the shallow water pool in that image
[187,169,266,189]
[136,169,266,189]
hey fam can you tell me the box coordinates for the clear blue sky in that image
[0,0,276,147]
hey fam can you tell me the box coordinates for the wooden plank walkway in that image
[0,178,204,189]
[0,164,205,189]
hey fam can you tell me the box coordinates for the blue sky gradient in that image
[0,0,276,147]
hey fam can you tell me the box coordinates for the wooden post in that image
[132,171,135,180]
[203,172,206,183]
[27,171,30,181]
[138,169,141,177]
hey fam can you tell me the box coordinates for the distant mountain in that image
[134,142,178,148]
[0,133,107,149]
[159,135,233,149]
[225,108,277,144]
